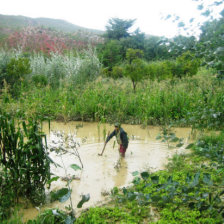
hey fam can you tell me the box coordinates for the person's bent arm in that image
[105,130,116,143]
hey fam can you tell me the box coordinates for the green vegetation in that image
[1,65,223,129]
[0,0,224,223]
[0,14,103,34]
[75,131,224,223]
[0,112,51,221]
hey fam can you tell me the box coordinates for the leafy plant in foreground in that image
[46,131,89,219]
[0,111,51,220]
[192,131,224,164]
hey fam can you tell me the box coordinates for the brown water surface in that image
[21,121,192,221]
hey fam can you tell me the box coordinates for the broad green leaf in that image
[203,173,213,186]
[52,209,60,216]
[186,173,192,183]
[51,188,69,202]
[141,172,149,180]
[191,172,200,187]
[151,175,159,184]
[65,216,76,224]
[176,143,184,147]
[132,171,139,176]
[111,187,119,195]
[77,194,90,208]
[122,187,128,195]
[59,190,71,203]
[170,137,179,142]
[133,177,141,185]
[70,164,81,171]
[186,143,194,149]
[47,176,60,185]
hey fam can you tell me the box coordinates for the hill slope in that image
[0,14,103,34]
[0,14,104,53]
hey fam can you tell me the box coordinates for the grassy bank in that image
[1,71,223,129]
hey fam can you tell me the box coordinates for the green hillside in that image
[0,14,104,34]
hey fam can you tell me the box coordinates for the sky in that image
[0,0,222,37]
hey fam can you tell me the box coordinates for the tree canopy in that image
[104,18,136,40]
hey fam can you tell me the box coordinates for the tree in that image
[164,0,224,72]
[124,58,146,92]
[104,18,136,40]
[144,36,170,61]
[124,49,146,91]
[111,66,124,79]
[166,35,197,59]
[175,51,201,77]
[197,13,224,71]
[120,28,145,51]
[126,48,144,64]
[97,40,124,70]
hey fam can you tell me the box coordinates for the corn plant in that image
[0,111,51,220]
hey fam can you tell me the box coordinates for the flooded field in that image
[21,121,192,221]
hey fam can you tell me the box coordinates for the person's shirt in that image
[106,127,128,148]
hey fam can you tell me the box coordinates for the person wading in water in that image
[99,123,129,157]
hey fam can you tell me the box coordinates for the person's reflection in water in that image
[113,158,128,187]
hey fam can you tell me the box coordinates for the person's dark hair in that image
[114,122,120,128]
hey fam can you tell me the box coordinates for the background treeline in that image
[0,2,223,129]
[97,15,223,81]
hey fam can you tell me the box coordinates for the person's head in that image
[114,122,120,132]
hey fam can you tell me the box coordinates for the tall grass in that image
[0,48,223,128]
[1,72,223,129]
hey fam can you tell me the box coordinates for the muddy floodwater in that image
[21,121,193,221]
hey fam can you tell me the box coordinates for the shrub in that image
[175,51,201,78]
[30,48,101,87]
[111,65,124,79]
[4,57,31,96]
[31,74,48,87]
[146,60,174,81]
